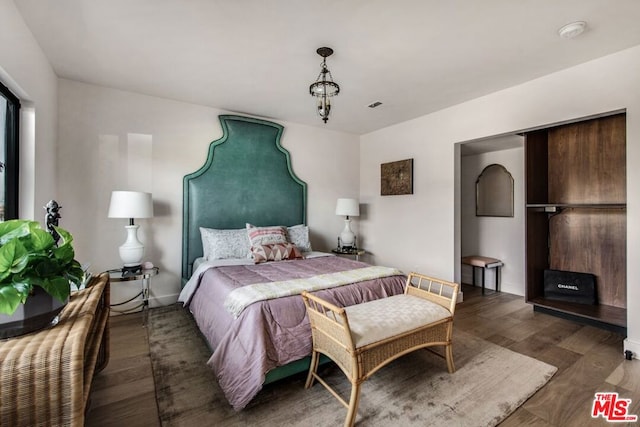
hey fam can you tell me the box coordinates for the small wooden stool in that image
[461,255,503,294]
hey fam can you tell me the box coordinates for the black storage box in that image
[543,269,597,305]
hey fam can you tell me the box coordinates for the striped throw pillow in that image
[246,224,288,247]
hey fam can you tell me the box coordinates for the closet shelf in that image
[529,297,626,331]
[526,203,626,213]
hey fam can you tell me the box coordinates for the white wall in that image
[460,146,525,295]
[0,0,59,219]
[360,45,640,357]
[57,79,360,309]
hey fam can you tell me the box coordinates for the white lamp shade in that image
[108,191,153,219]
[335,198,360,217]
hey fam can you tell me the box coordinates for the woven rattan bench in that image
[301,272,459,427]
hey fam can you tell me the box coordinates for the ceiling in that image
[460,134,523,157]
[14,0,640,135]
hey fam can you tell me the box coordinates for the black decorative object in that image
[121,264,143,276]
[543,269,597,305]
[44,199,62,244]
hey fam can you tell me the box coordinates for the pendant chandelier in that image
[309,47,340,123]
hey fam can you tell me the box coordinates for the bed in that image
[179,115,406,410]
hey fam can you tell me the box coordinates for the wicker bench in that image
[301,272,459,427]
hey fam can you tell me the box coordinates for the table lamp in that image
[335,198,359,249]
[108,191,153,273]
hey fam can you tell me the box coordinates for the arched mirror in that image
[476,164,514,217]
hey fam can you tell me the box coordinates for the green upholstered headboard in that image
[182,115,307,282]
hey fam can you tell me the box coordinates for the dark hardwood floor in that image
[86,284,639,426]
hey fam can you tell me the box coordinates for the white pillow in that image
[287,224,312,252]
[200,227,250,260]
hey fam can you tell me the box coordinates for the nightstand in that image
[331,248,366,261]
[106,267,159,320]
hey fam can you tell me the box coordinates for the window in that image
[0,81,20,221]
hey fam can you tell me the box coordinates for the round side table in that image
[106,267,159,322]
[331,248,366,261]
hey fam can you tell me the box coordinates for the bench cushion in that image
[461,255,503,268]
[344,294,451,348]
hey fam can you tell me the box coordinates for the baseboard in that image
[149,293,180,308]
[461,268,500,291]
[624,338,640,360]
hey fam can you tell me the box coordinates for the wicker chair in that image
[301,272,459,427]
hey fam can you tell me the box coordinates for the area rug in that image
[147,304,557,426]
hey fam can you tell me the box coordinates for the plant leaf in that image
[65,260,85,286]
[37,277,70,303]
[0,221,32,245]
[11,280,32,298]
[0,283,26,315]
[55,226,74,246]
[32,256,59,277]
[40,277,71,302]
[29,228,55,253]
[0,239,29,281]
[0,240,16,280]
[53,243,75,264]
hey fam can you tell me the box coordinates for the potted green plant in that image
[0,219,84,338]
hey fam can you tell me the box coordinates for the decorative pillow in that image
[251,243,303,264]
[200,227,250,260]
[246,224,289,247]
[287,224,312,252]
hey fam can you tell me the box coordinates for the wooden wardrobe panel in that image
[549,208,626,308]
[525,210,549,301]
[525,113,627,329]
[548,114,626,204]
[525,130,549,204]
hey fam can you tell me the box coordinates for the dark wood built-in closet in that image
[525,113,626,331]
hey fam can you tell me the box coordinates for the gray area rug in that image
[148,304,557,426]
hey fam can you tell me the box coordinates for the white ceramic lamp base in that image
[340,218,356,248]
[119,225,145,267]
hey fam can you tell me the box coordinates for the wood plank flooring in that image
[85,285,639,426]
[85,312,159,427]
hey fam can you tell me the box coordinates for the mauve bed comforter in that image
[184,256,406,410]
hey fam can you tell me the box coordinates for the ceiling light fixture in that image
[558,21,586,39]
[309,47,340,123]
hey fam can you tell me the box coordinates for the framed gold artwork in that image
[381,159,413,196]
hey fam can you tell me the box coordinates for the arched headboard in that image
[182,115,307,282]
